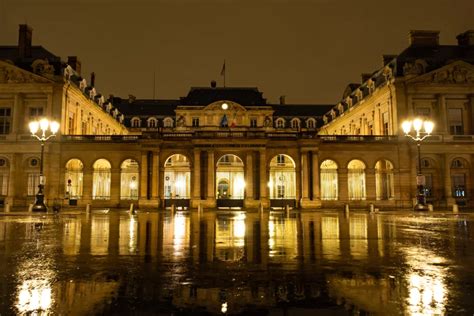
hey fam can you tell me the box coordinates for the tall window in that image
[269,154,296,199]
[382,112,389,135]
[192,118,200,127]
[65,159,83,199]
[448,108,463,135]
[27,158,40,196]
[375,160,394,200]
[131,117,141,128]
[307,119,315,129]
[320,159,338,200]
[0,158,8,196]
[250,117,257,128]
[348,160,366,200]
[121,159,139,200]
[164,154,191,199]
[29,107,43,119]
[163,118,173,128]
[92,159,111,200]
[216,154,245,199]
[147,118,157,128]
[291,119,300,129]
[276,118,285,129]
[68,112,75,134]
[0,108,11,135]
[451,158,468,198]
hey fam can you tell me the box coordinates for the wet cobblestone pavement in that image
[1,210,473,315]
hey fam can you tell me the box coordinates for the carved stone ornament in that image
[0,64,50,84]
[410,61,474,84]
[403,59,427,77]
[382,66,393,80]
[31,59,55,78]
[177,116,185,127]
[263,116,272,127]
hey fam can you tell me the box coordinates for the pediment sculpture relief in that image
[0,64,51,84]
[409,61,474,84]
[403,59,428,77]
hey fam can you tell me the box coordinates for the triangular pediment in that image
[407,60,474,84]
[0,59,53,84]
[203,100,247,112]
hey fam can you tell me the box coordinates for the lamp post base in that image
[32,191,48,212]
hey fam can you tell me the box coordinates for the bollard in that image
[28,203,33,213]
[369,203,375,213]
[86,203,91,213]
[4,203,10,213]
[197,203,202,214]
[453,204,459,213]
[171,204,176,214]
[129,203,135,214]
[428,204,434,212]
[259,203,264,214]
[344,204,350,213]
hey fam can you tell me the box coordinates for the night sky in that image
[0,0,472,104]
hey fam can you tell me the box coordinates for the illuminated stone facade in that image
[1,25,474,210]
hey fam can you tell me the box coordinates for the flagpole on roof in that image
[221,60,226,87]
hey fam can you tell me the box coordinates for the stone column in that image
[443,154,455,206]
[245,152,256,208]
[12,94,24,135]
[139,152,148,199]
[7,154,17,205]
[151,151,159,200]
[438,94,448,134]
[311,152,320,200]
[338,168,348,202]
[365,168,376,201]
[301,151,309,201]
[192,149,201,207]
[82,167,93,204]
[469,95,474,135]
[110,167,120,204]
[259,150,268,206]
[206,150,215,205]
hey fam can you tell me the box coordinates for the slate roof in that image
[0,45,63,75]
[180,87,267,106]
[112,98,180,116]
[272,104,333,117]
[394,44,474,76]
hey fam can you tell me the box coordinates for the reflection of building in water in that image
[162,212,190,260]
[349,215,368,259]
[118,215,138,255]
[90,215,110,255]
[215,213,246,261]
[327,273,402,314]
[321,215,340,260]
[62,218,81,255]
[268,213,298,262]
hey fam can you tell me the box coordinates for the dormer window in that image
[131,117,141,128]
[163,117,174,128]
[290,118,300,129]
[307,118,316,129]
[147,117,158,128]
[276,118,285,129]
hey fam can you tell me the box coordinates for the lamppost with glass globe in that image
[29,118,60,212]
[401,118,434,210]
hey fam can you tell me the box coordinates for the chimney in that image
[18,24,33,58]
[361,73,372,82]
[279,95,286,105]
[457,30,474,46]
[409,30,439,47]
[382,54,397,66]
[90,72,95,87]
[67,56,82,76]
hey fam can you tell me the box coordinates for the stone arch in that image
[65,158,84,199]
[347,159,366,200]
[120,159,139,200]
[320,159,338,200]
[92,158,111,200]
[164,154,191,199]
[269,154,296,199]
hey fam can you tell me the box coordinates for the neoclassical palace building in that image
[1,25,473,210]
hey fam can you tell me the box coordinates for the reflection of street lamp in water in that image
[402,118,434,210]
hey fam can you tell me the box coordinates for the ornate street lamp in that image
[402,118,434,210]
[29,118,60,212]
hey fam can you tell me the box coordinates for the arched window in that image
[320,159,338,200]
[348,159,366,200]
[375,160,394,200]
[216,154,245,199]
[92,159,111,200]
[147,117,158,128]
[131,117,141,128]
[276,118,285,129]
[306,118,316,129]
[450,158,469,198]
[290,118,300,129]
[65,159,83,199]
[164,154,191,199]
[163,117,174,128]
[269,154,296,199]
[26,157,40,196]
[121,159,139,200]
[420,158,436,198]
[0,157,9,196]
